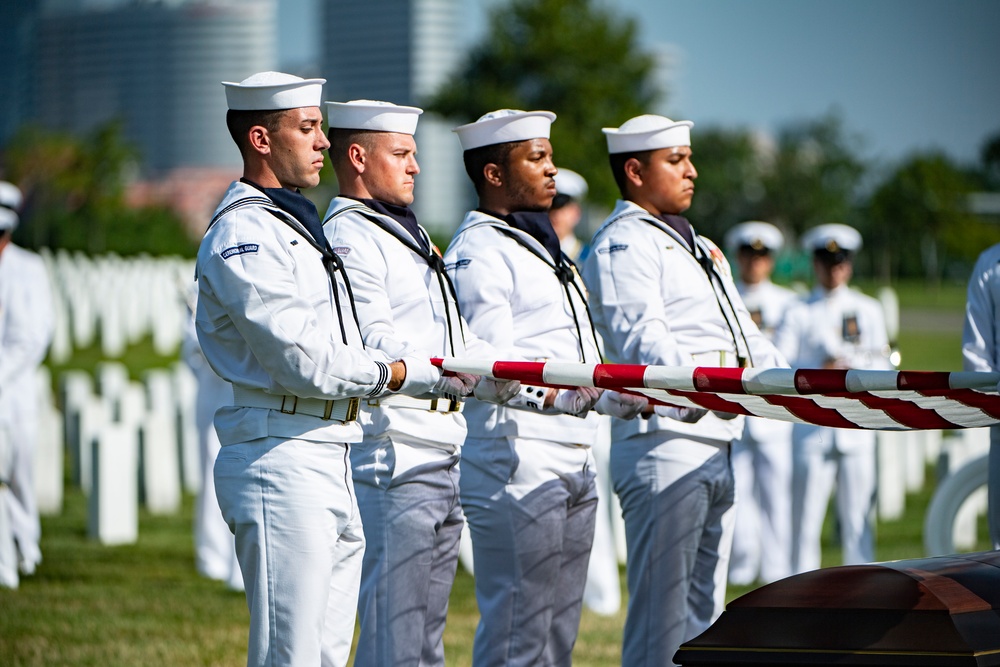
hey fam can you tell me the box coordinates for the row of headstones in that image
[58,361,201,545]
[877,426,988,549]
[40,250,196,364]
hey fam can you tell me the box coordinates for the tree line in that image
[2,0,998,284]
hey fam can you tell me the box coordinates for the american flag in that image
[432,358,1000,430]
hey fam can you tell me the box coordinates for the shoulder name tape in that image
[221,243,260,260]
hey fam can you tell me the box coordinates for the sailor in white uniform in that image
[723,221,798,586]
[444,109,642,667]
[962,241,1000,549]
[320,100,517,667]
[582,115,786,667]
[0,180,54,589]
[181,286,241,591]
[774,223,891,574]
[195,72,440,667]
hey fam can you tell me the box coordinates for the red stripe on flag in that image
[920,389,1000,420]
[854,394,959,429]
[666,391,750,415]
[593,363,649,389]
[794,369,849,394]
[491,361,547,384]
[764,394,859,428]
[896,371,954,391]
[692,367,746,394]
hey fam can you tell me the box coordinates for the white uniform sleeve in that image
[963,250,1000,372]
[772,301,807,367]
[586,227,689,367]
[0,252,54,389]
[197,236,391,400]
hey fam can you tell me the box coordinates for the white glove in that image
[654,405,708,423]
[433,372,480,400]
[473,378,521,404]
[396,356,441,396]
[553,386,603,416]
[594,391,648,420]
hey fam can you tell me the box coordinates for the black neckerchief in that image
[482,208,563,264]
[656,213,695,252]
[349,197,428,252]
[239,179,363,347]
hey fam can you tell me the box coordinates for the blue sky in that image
[281,0,1000,167]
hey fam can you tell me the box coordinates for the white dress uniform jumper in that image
[445,209,603,667]
[323,195,493,667]
[582,200,786,667]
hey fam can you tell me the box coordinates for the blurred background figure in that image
[775,223,892,573]
[961,241,1000,550]
[724,221,797,585]
[0,180,54,588]
[182,285,240,591]
[550,167,622,616]
[550,168,589,263]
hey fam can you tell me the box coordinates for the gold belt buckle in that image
[448,399,460,412]
[346,398,360,422]
[280,395,298,415]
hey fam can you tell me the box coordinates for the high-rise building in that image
[33,0,277,174]
[322,0,472,235]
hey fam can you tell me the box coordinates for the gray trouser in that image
[461,435,598,667]
[351,434,464,667]
[612,431,736,667]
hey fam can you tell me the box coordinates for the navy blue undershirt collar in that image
[242,178,327,249]
[346,196,427,251]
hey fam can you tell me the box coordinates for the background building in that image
[322,0,471,234]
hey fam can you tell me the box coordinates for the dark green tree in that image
[867,152,990,283]
[425,0,661,206]
[686,127,768,243]
[3,122,196,256]
[758,112,867,239]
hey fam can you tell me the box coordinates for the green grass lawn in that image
[2,458,989,667]
[2,279,981,666]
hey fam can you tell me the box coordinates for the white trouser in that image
[195,417,242,589]
[791,425,876,574]
[583,415,621,616]
[0,421,18,588]
[729,417,793,585]
[214,435,365,667]
[5,402,41,572]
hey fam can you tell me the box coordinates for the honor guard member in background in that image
[723,221,798,586]
[582,115,786,667]
[550,168,589,262]
[195,72,440,667]
[0,180,54,589]
[962,241,1000,549]
[445,109,643,667]
[321,99,518,667]
[181,289,241,591]
[774,223,891,574]
[550,167,622,616]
